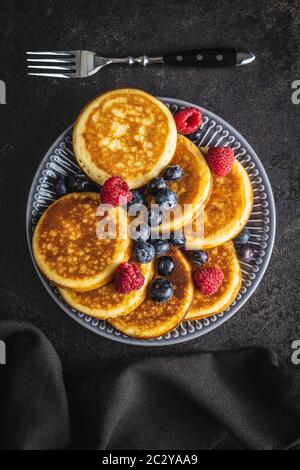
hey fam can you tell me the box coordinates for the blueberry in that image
[84,181,100,192]
[147,177,167,196]
[170,231,186,248]
[163,165,184,181]
[234,228,251,245]
[69,175,86,192]
[187,131,201,142]
[149,277,174,303]
[128,190,145,207]
[56,175,68,196]
[150,238,170,256]
[148,207,162,227]
[190,250,208,265]
[155,189,178,210]
[138,185,148,195]
[130,223,150,242]
[133,242,155,264]
[237,243,254,263]
[156,256,175,276]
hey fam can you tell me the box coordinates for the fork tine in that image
[26,51,76,56]
[27,72,71,79]
[27,65,74,71]
[27,58,75,63]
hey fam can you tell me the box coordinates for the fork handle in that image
[109,56,163,66]
[163,48,237,67]
[109,49,254,68]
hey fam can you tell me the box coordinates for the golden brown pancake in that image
[108,247,194,339]
[59,260,154,319]
[33,192,131,291]
[185,148,253,249]
[186,241,242,320]
[73,88,177,189]
[151,135,212,234]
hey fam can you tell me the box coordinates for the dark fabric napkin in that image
[0,320,299,450]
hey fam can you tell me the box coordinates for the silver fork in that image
[26,49,255,78]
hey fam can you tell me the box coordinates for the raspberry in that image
[206,147,235,177]
[101,176,133,206]
[115,262,145,294]
[193,267,224,296]
[174,107,202,135]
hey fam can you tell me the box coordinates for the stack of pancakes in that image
[33,88,253,339]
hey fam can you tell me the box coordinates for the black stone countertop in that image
[0,0,299,369]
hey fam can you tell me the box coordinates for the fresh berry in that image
[101,176,133,206]
[133,241,155,264]
[156,256,175,276]
[84,181,101,192]
[163,165,184,181]
[149,277,174,303]
[147,177,168,196]
[155,189,178,210]
[237,243,254,262]
[150,238,170,256]
[193,267,224,296]
[206,147,235,177]
[69,174,86,192]
[137,185,149,197]
[174,107,202,135]
[234,228,251,245]
[187,130,201,142]
[127,190,145,207]
[56,175,68,196]
[115,262,144,294]
[130,223,150,242]
[190,250,209,265]
[148,207,162,227]
[170,231,186,248]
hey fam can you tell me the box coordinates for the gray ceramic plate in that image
[26,97,276,346]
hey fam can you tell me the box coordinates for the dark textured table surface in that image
[0,0,299,369]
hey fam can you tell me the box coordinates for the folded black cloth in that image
[0,321,299,450]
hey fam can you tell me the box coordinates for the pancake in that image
[186,241,242,320]
[185,148,253,249]
[59,260,154,319]
[73,88,177,189]
[33,192,131,291]
[152,135,212,234]
[108,247,194,339]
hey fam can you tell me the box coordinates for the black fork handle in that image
[163,48,237,67]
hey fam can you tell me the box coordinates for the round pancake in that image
[108,247,194,339]
[186,241,242,321]
[33,192,131,292]
[59,260,154,319]
[185,150,253,249]
[151,135,212,234]
[73,88,177,189]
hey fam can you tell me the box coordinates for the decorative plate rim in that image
[26,97,276,346]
